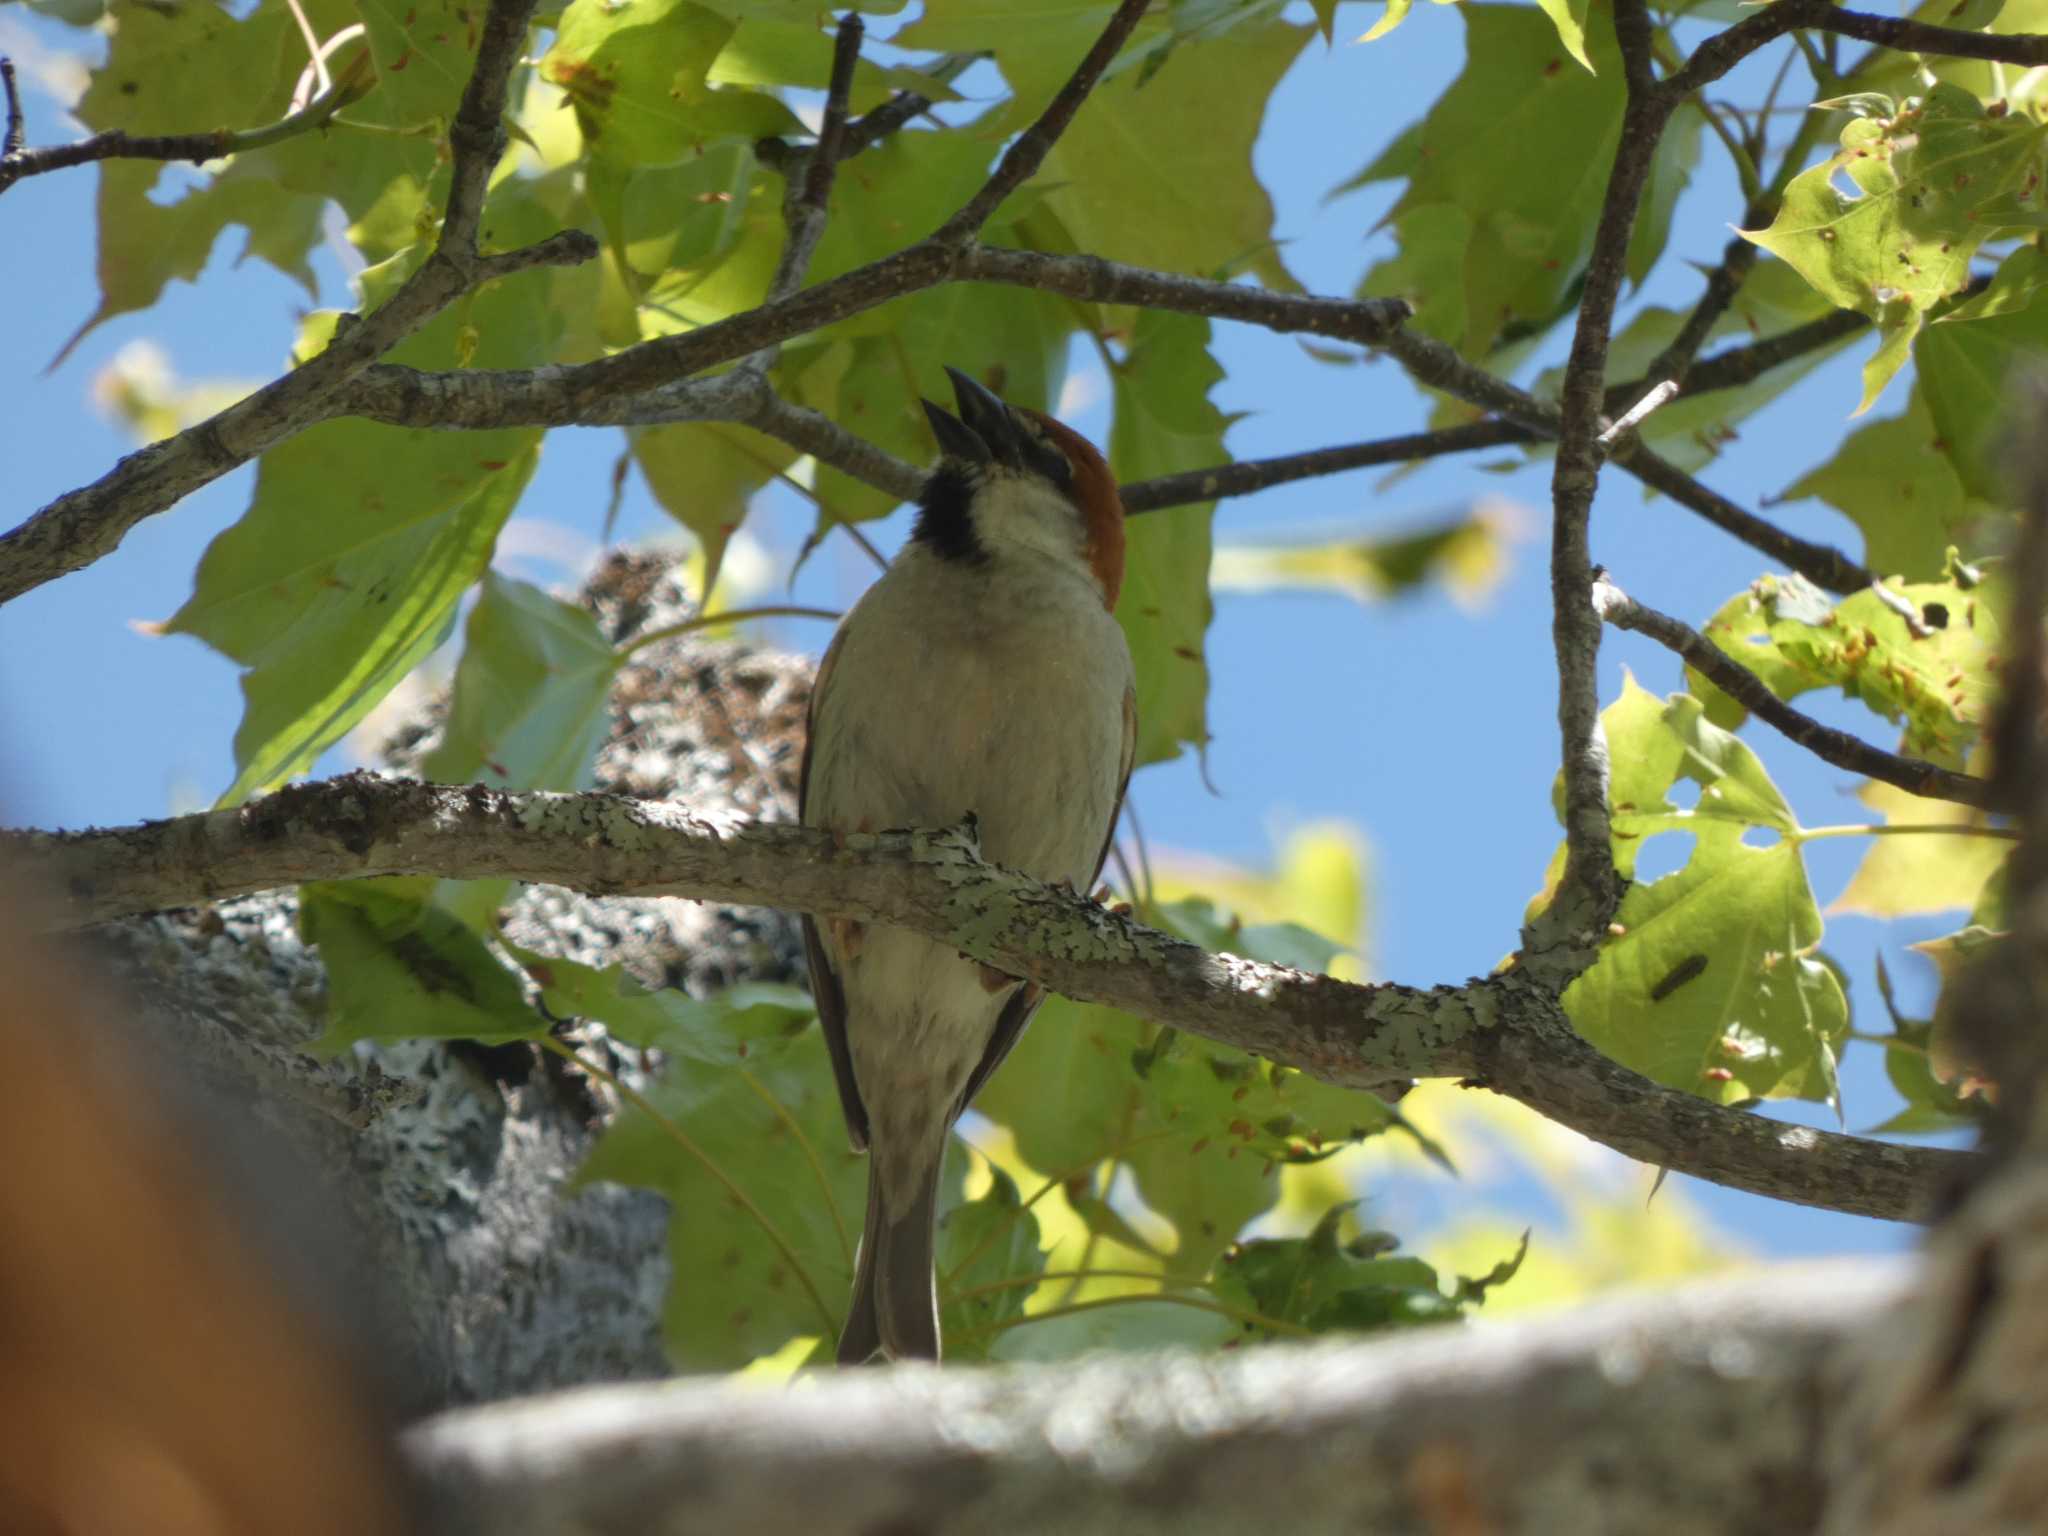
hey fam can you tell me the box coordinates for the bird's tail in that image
[837,1154,941,1364]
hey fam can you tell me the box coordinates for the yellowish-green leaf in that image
[1358,4,1628,357]
[1741,83,2048,411]
[1211,508,1513,611]
[1558,691,1848,1107]
[1830,779,2011,917]
[1782,390,1973,581]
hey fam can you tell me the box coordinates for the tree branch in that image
[5,774,1972,1221]
[2,57,28,160]
[1121,423,1524,515]
[405,1259,1915,1535]
[1803,7,2048,66]
[1526,0,1670,983]
[0,48,371,196]
[1592,577,1993,809]
[331,250,1413,434]
[0,0,594,608]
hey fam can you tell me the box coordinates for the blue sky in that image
[0,1,1966,1265]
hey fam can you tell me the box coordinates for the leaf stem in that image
[1798,822,2018,843]
[621,604,841,659]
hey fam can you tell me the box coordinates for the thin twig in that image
[0,0,592,608]
[932,0,1151,243]
[759,16,864,316]
[1121,423,1521,514]
[1612,441,1873,593]
[1591,576,1994,809]
[1803,6,2048,66]
[0,49,372,196]
[1,58,25,160]
[1598,380,1680,446]
[1525,0,1670,981]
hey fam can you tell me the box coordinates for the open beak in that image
[922,366,1032,470]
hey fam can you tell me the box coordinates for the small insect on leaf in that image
[1650,953,1709,1003]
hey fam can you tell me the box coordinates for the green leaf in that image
[1831,780,2010,918]
[1687,569,2008,760]
[165,181,570,804]
[988,1293,1236,1358]
[1357,4,1628,357]
[1629,103,1703,285]
[1686,581,1830,730]
[1741,84,2048,412]
[174,433,537,806]
[578,1021,865,1370]
[542,0,799,169]
[1560,692,1848,1106]
[1533,0,1596,73]
[1357,203,1473,347]
[1210,1205,1477,1336]
[1211,511,1510,609]
[633,419,799,592]
[1764,570,2009,760]
[936,1162,1047,1361]
[1938,241,2048,325]
[62,0,332,352]
[1110,310,1222,768]
[1036,17,1308,295]
[299,879,539,1051]
[507,943,817,1065]
[1916,265,2048,500]
[1782,390,1973,581]
[421,572,619,792]
[1866,956,1992,1134]
[898,0,1163,112]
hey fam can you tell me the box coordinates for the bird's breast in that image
[806,553,1132,887]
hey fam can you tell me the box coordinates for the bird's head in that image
[913,366,1126,610]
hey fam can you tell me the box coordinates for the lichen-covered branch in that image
[5,775,1970,1221]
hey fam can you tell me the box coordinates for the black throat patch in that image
[910,462,991,567]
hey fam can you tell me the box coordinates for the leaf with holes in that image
[1740,84,2048,412]
[1559,692,1848,1107]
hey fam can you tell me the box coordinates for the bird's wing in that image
[799,626,870,1151]
[951,681,1138,1123]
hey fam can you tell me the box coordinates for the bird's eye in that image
[1019,419,1074,489]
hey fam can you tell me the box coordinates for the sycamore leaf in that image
[421,572,619,793]
[1831,779,2011,918]
[1355,4,1628,357]
[506,943,816,1064]
[1687,568,2008,760]
[1110,310,1222,768]
[1781,390,1974,582]
[542,0,799,168]
[299,879,539,1051]
[1557,689,1848,1107]
[577,1021,865,1370]
[1740,83,2048,412]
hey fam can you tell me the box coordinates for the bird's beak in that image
[922,366,1032,470]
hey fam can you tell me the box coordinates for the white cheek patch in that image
[969,475,1088,568]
